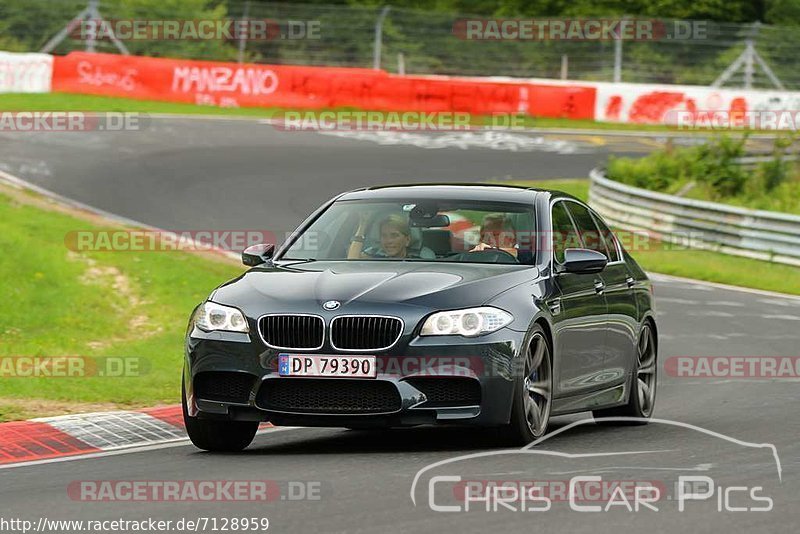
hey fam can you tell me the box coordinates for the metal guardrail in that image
[733,154,799,170]
[588,168,800,267]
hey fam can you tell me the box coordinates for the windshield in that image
[279,198,537,264]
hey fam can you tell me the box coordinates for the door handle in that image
[626,276,635,288]
[594,280,605,294]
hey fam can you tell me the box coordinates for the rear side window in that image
[564,201,610,259]
[551,201,582,264]
[590,211,621,263]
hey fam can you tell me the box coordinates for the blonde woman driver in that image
[348,213,412,259]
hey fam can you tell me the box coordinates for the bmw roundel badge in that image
[322,300,341,311]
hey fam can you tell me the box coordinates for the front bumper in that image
[184,326,526,428]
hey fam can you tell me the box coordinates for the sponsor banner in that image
[52,51,289,106]
[593,81,800,128]
[0,51,53,93]
[51,52,596,119]
[12,48,800,128]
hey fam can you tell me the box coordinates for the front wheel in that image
[593,321,657,424]
[504,326,553,444]
[182,377,259,452]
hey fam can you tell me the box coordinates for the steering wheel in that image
[453,248,519,264]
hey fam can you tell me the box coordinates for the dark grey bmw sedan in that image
[183,184,658,451]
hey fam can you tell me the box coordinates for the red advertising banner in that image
[52,52,595,119]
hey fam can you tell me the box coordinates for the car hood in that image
[211,260,538,313]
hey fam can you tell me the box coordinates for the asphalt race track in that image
[0,117,646,238]
[1,117,799,533]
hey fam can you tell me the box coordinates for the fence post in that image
[713,21,783,89]
[743,22,758,89]
[373,6,391,70]
[613,18,624,82]
[85,0,98,52]
[237,0,250,64]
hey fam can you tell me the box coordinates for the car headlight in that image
[420,307,513,337]
[193,301,249,333]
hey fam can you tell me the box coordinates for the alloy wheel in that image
[523,332,552,438]
[636,324,657,417]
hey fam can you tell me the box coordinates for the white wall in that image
[0,52,53,93]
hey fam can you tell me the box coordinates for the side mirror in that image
[562,248,608,274]
[242,243,275,267]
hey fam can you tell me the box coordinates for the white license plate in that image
[278,354,377,378]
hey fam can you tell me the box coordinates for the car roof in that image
[337,183,582,203]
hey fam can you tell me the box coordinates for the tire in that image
[503,325,553,445]
[593,321,657,425]
[182,377,259,452]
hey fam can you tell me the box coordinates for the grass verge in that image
[0,184,242,421]
[503,178,800,295]
[0,92,687,131]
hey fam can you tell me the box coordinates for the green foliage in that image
[765,0,800,25]
[692,135,749,197]
[0,0,237,60]
[349,0,765,21]
[3,0,800,83]
[0,0,85,51]
[109,0,238,60]
[607,134,800,214]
